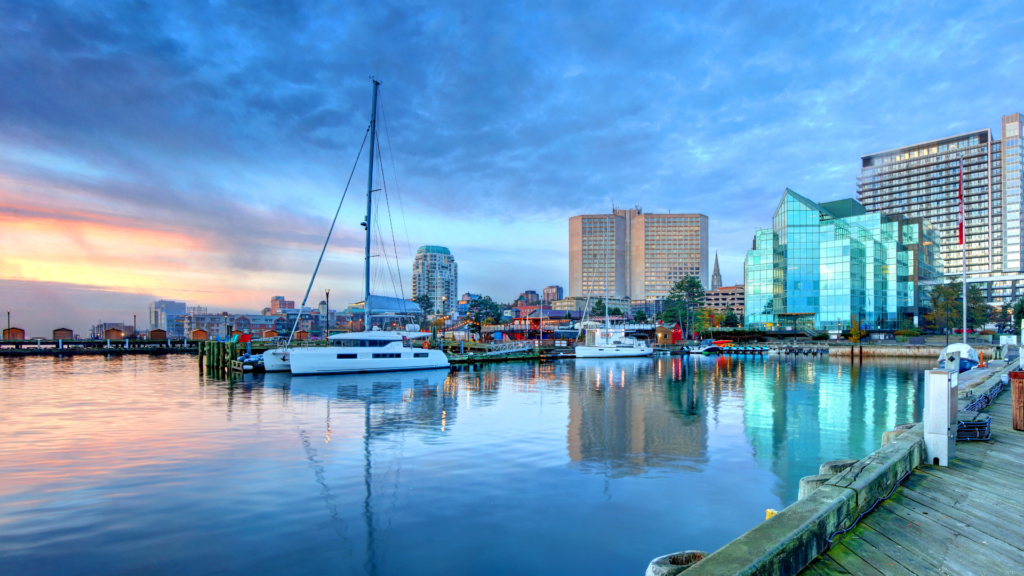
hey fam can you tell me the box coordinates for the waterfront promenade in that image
[801,389,1024,575]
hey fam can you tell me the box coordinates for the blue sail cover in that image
[355,295,422,316]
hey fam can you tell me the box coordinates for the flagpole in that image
[960,156,967,345]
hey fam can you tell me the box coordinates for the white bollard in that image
[924,361,958,467]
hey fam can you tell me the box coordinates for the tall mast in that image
[363,79,380,332]
[605,214,610,329]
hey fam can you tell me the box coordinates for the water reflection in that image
[0,355,933,576]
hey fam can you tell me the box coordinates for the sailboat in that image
[288,80,449,376]
[573,220,652,359]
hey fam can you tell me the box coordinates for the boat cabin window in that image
[335,339,394,347]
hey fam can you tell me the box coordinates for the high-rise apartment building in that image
[857,115,1024,304]
[412,245,458,317]
[569,208,708,302]
[543,285,564,304]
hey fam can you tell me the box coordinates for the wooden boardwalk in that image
[801,391,1024,575]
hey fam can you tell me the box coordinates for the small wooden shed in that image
[655,325,673,345]
[262,329,278,338]
[148,329,167,340]
[53,328,74,340]
[3,327,25,340]
[104,328,123,340]
[294,330,308,341]
[190,329,208,340]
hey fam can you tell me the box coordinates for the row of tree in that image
[924,279,1024,333]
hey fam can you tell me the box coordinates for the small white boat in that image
[289,328,449,375]
[574,326,653,358]
[938,343,980,372]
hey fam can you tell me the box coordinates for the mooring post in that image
[924,356,958,466]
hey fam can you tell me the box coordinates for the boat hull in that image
[264,348,291,372]
[574,345,653,358]
[289,348,449,375]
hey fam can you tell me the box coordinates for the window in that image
[414,353,428,358]
[336,354,357,359]
[373,353,401,359]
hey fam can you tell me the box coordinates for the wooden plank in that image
[883,499,1024,574]
[861,505,985,575]
[890,491,1024,556]
[812,553,853,575]
[831,539,912,576]
[899,484,1024,545]
[827,542,885,575]
[920,464,1021,495]
[854,522,944,575]
[952,454,1024,481]
[899,481,1024,536]
[913,468,1024,512]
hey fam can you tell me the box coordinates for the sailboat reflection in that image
[259,368,454,575]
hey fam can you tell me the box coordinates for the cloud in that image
[2,0,1024,329]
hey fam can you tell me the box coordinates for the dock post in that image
[924,363,957,466]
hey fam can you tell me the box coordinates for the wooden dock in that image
[801,389,1024,575]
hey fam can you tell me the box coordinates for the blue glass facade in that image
[744,190,941,331]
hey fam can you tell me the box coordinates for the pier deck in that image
[801,390,1024,575]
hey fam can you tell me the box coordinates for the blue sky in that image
[2,0,1024,334]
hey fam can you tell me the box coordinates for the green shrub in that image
[812,333,829,341]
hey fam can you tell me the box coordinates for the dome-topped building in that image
[412,245,458,317]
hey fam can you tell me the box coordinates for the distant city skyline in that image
[3,2,1024,335]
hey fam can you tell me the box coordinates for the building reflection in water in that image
[740,357,924,503]
[567,357,709,477]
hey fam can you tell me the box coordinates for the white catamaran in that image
[272,80,449,375]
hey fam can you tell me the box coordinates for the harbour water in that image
[0,354,933,575]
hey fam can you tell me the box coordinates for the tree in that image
[589,298,606,318]
[466,296,502,336]
[722,305,741,328]
[924,282,961,334]
[965,283,988,330]
[634,309,648,323]
[608,307,622,316]
[414,293,434,317]
[665,276,706,338]
[992,304,1011,333]
[849,314,864,343]
[1013,298,1024,333]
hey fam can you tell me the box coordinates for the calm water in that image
[0,354,934,575]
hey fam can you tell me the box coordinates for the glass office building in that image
[745,190,942,331]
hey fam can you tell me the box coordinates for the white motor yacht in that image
[289,328,449,375]
[264,348,291,372]
[575,326,652,358]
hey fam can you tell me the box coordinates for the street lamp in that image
[325,288,330,335]
[133,313,136,338]
[442,296,447,339]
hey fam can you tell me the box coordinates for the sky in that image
[3,0,1024,336]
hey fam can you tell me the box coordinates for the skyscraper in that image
[711,253,722,290]
[858,116,1024,304]
[543,285,564,304]
[412,245,458,316]
[569,208,708,302]
[148,300,186,333]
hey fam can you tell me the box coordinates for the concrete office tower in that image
[859,125,1011,276]
[412,245,458,317]
[569,208,709,302]
[543,285,564,304]
[711,253,722,290]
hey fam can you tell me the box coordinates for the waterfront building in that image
[705,285,745,315]
[456,293,482,314]
[552,296,589,312]
[412,245,458,317]
[543,285,564,304]
[569,208,709,303]
[269,296,294,315]
[711,253,723,290]
[518,290,540,305]
[744,190,942,331]
[89,322,132,339]
[148,300,186,335]
[52,328,74,340]
[630,299,665,319]
[857,116,1024,304]
[3,327,25,340]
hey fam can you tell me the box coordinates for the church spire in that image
[711,252,722,290]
